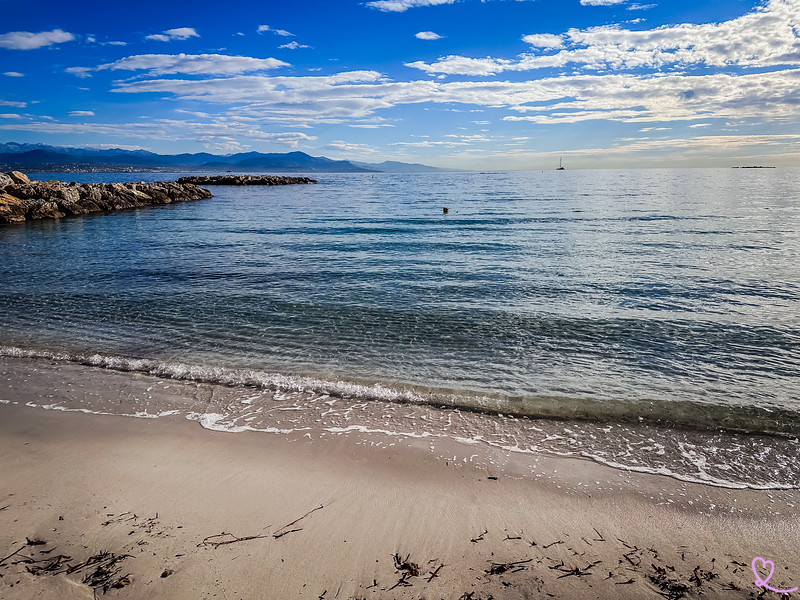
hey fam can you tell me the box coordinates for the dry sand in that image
[1,369,798,599]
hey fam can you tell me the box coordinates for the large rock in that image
[0,193,26,223]
[0,172,214,225]
[28,200,65,220]
[0,173,13,190]
[7,171,30,185]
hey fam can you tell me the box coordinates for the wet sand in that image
[0,361,798,599]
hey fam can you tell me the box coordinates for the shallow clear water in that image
[3,168,799,423]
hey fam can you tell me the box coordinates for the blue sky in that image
[1,0,798,169]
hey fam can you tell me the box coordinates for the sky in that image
[0,0,799,169]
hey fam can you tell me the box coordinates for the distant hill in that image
[0,143,446,173]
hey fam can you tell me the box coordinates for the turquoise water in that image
[1,168,799,435]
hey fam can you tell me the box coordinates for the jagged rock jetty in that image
[0,171,213,224]
[177,174,317,186]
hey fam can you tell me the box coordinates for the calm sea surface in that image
[2,168,799,487]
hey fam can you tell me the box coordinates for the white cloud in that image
[165,27,199,40]
[325,140,378,153]
[107,41,128,46]
[4,71,24,77]
[257,25,294,37]
[0,100,26,108]
[0,118,317,148]
[367,0,456,11]
[580,0,625,5]
[146,27,199,42]
[391,139,469,147]
[0,29,75,50]
[521,33,563,48]
[406,55,511,75]
[110,64,800,130]
[415,31,443,40]
[279,42,310,50]
[0,114,22,119]
[408,0,800,75]
[68,110,95,116]
[65,66,93,78]
[96,54,289,76]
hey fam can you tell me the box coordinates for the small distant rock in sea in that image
[176,175,317,186]
[0,171,213,224]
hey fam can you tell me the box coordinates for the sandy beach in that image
[1,359,798,599]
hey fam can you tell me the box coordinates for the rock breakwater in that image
[177,174,317,185]
[0,171,213,224]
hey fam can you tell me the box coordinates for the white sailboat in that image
[556,156,565,170]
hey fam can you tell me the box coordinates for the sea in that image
[1,168,799,490]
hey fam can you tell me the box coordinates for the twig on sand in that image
[23,554,72,574]
[198,532,268,548]
[470,529,488,543]
[555,560,601,579]
[486,558,532,576]
[2,537,50,566]
[388,572,414,590]
[273,528,303,539]
[427,564,444,582]
[273,505,324,539]
[0,545,27,566]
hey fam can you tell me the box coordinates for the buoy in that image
[443,207,449,214]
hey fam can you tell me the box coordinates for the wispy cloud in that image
[0,29,75,50]
[0,118,317,148]
[520,33,564,49]
[0,100,27,108]
[65,66,93,78]
[145,27,199,42]
[325,140,378,154]
[580,0,625,5]
[367,0,456,12]
[93,54,289,76]
[4,72,24,77]
[257,25,294,37]
[279,42,310,50]
[415,31,443,40]
[67,110,95,117]
[108,62,800,131]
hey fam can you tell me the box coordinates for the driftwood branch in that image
[198,532,268,549]
[272,505,324,539]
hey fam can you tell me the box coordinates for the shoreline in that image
[1,365,798,598]
[1,352,799,491]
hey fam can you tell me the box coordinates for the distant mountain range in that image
[0,143,447,173]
